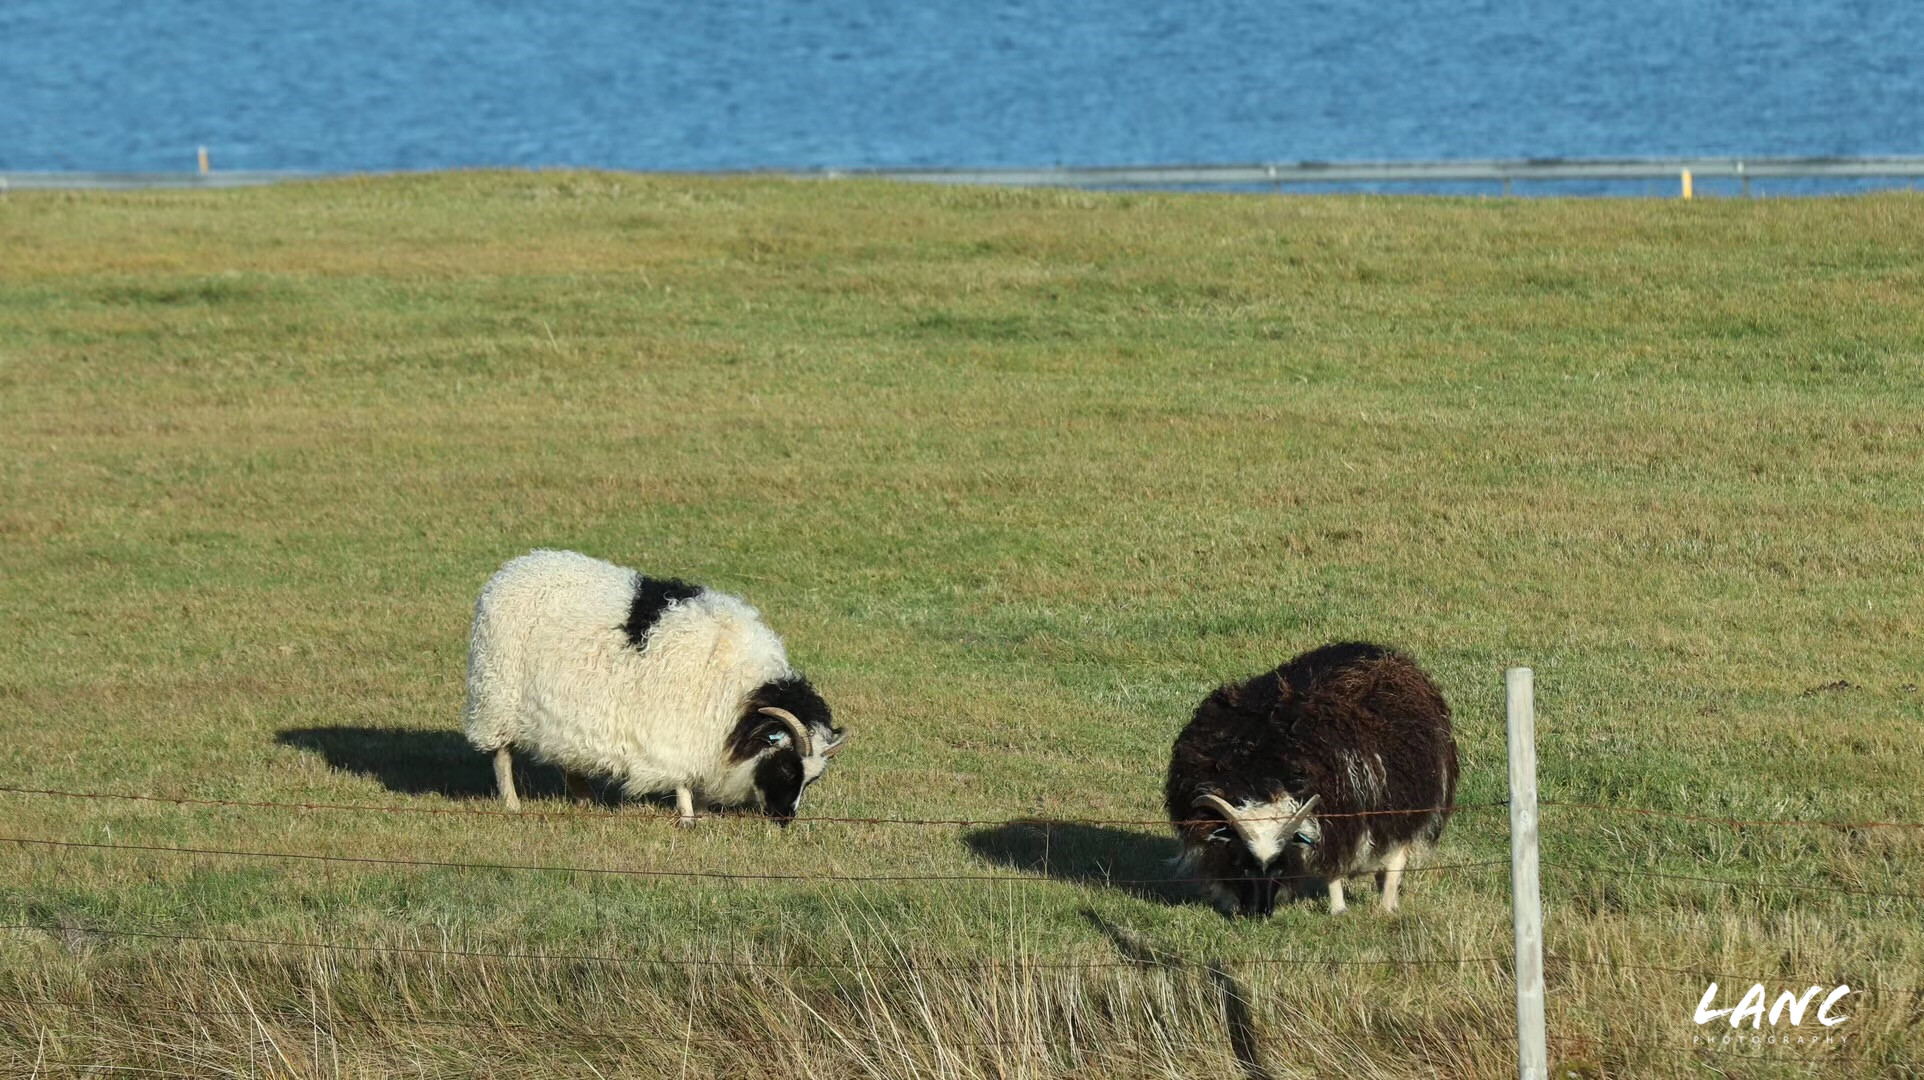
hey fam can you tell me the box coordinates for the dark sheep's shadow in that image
[275,726,620,806]
[1075,909,1271,1080]
[1080,908,1188,968]
[962,822,1192,905]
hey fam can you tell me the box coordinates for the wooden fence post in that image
[1507,667,1548,1080]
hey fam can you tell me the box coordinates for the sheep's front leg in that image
[674,786,697,828]
[493,747,521,812]
[1377,845,1410,913]
[1327,877,1347,915]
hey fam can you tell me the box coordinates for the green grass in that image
[1,173,1921,1078]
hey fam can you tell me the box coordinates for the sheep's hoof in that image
[675,815,699,829]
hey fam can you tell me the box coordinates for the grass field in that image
[1,174,1921,1078]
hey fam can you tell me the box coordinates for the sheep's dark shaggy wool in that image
[621,575,704,649]
[1166,641,1458,916]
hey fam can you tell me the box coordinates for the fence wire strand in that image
[1545,953,1918,998]
[1542,799,1924,831]
[0,782,1501,827]
[0,921,1504,972]
[0,832,1512,886]
[4,1062,200,1078]
[5,776,1923,1071]
[1553,1032,1889,1065]
[0,994,1243,1049]
[1546,860,1923,902]
[14,781,1921,831]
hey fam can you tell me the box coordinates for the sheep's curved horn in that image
[1278,794,1322,835]
[1192,793,1323,849]
[757,707,812,757]
[822,730,850,757]
[1192,793,1259,849]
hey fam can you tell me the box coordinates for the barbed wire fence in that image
[1,669,1920,1076]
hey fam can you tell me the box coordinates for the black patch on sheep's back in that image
[1165,640,1458,914]
[727,675,838,763]
[621,575,703,649]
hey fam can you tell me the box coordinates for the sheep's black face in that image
[754,749,806,826]
[1233,873,1285,919]
[1185,800,1323,918]
[1189,817,1282,918]
[734,676,848,825]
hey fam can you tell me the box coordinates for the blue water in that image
[3,1,1921,177]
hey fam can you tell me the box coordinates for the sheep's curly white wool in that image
[462,549,822,818]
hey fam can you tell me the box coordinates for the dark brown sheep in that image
[1165,642,1458,917]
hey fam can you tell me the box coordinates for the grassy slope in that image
[0,174,1920,1078]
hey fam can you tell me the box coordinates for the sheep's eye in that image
[765,730,791,747]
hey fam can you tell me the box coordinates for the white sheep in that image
[463,549,846,824]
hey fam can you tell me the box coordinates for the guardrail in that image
[5,156,1924,196]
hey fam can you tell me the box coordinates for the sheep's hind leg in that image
[564,771,594,806]
[1327,877,1347,915]
[493,747,521,812]
[1377,845,1411,912]
[674,786,697,828]
[1377,844,1411,912]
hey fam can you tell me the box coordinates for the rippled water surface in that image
[3,1,1921,173]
